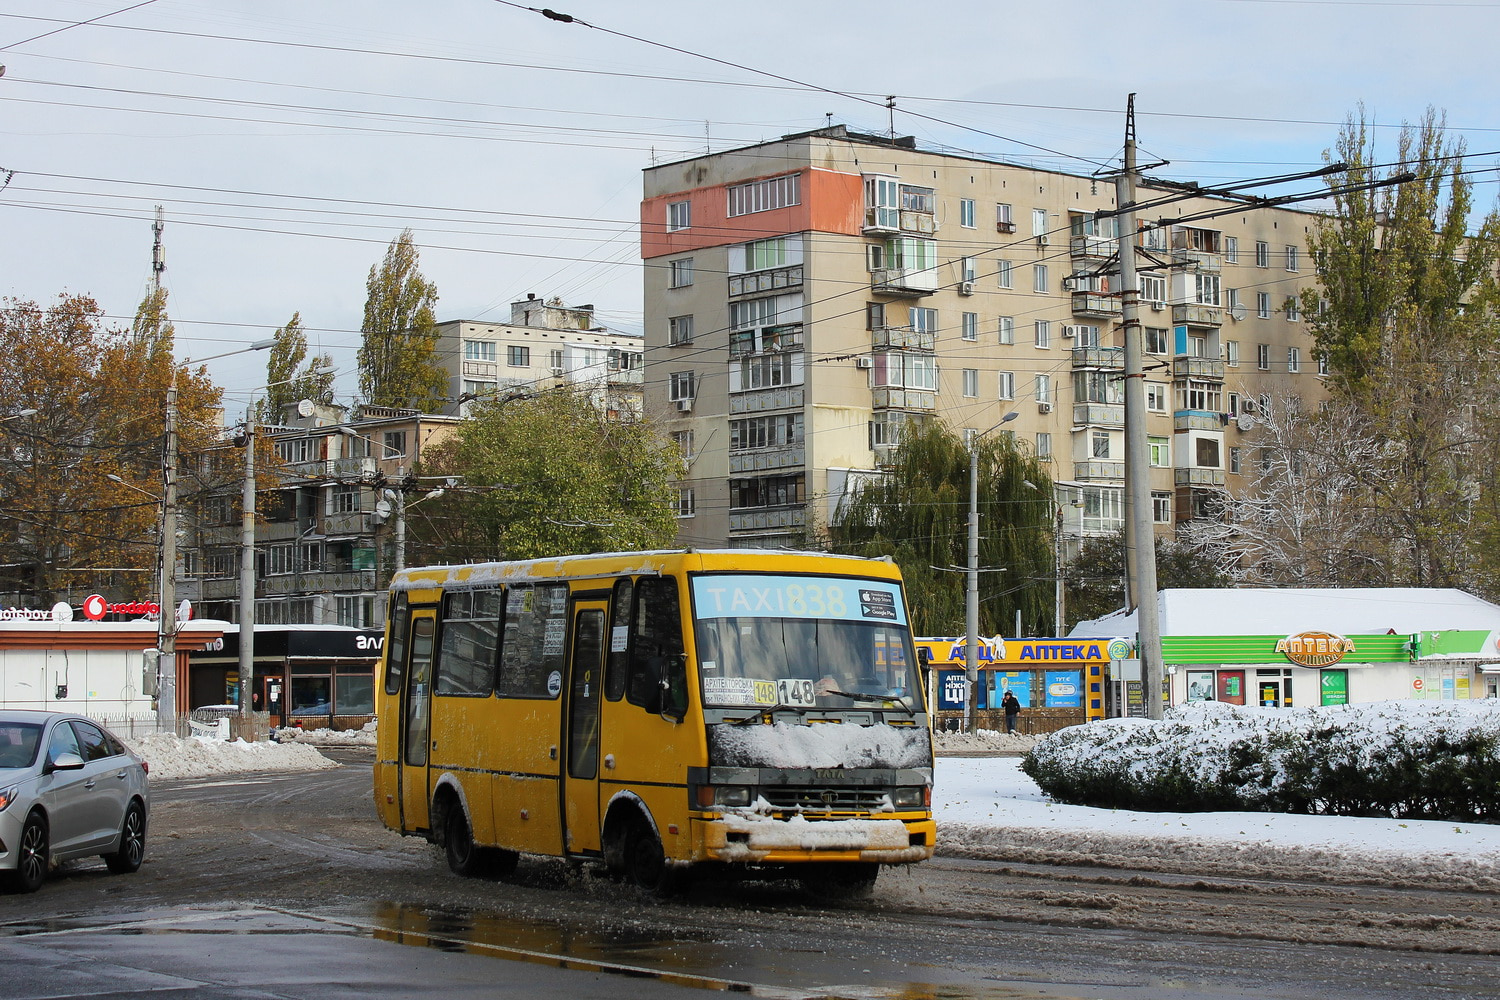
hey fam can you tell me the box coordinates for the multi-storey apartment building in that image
[187,403,462,628]
[436,294,644,419]
[641,125,1320,551]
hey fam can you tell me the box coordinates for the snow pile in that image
[1023,700,1500,822]
[273,720,377,747]
[934,727,1039,754]
[708,721,931,769]
[125,733,342,781]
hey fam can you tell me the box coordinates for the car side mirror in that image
[47,752,85,773]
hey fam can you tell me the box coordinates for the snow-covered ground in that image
[123,717,1500,881]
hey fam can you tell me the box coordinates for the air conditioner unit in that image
[550,365,564,375]
[1038,401,1053,413]
[1060,325,1077,339]
[1150,302,1165,312]
[1036,235,1050,248]
[958,282,975,296]
[675,398,693,413]
[855,356,873,369]
[997,221,1016,234]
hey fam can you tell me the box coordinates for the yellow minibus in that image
[373,549,935,893]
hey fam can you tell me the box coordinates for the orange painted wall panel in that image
[641,168,861,259]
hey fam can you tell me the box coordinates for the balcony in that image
[1172,248,1222,273]
[323,511,369,536]
[1172,303,1223,327]
[728,446,805,473]
[1070,234,1115,259]
[871,325,936,351]
[728,265,804,297]
[871,267,938,297]
[1073,403,1124,427]
[1071,292,1121,318]
[871,388,936,411]
[1172,357,1226,380]
[729,506,806,532]
[1175,467,1226,487]
[729,387,804,414]
[1072,346,1124,369]
[1074,460,1125,481]
[1174,411,1227,431]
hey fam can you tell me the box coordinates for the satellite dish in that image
[1230,303,1248,322]
[297,399,315,417]
[50,602,73,623]
[1236,414,1256,432]
[178,599,193,622]
[373,499,393,524]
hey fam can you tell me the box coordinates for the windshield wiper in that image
[825,690,916,714]
[727,703,811,726]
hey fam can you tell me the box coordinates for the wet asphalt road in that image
[2,750,1498,1000]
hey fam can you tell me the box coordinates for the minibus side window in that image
[436,588,503,696]
[384,592,410,696]
[605,577,634,702]
[625,577,685,715]
[499,583,569,698]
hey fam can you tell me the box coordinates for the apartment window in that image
[1224,236,1238,263]
[1178,379,1222,412]
[998,316,1014,345]
[333,484,361,514]
[959,198,976,228]
[997,259,1013,289]
[674,488,696,517]
[1146,383,1167,412]
[900,185,934,213]
[996,203,1014,231]
[1032,208,1049,238]
[383,431,408,459]
[961,312,978,342]
[1286,296,1301,322]
[744,237,790,271]
[1092,430,1111,459]
[871,351,936,391]
[1034,320,1050,348]
[1152,492,1173,524]
[669,257,694,288]
[1082,486,1125,532]
[1033,264,1049,293]
[1255,240,1270,268]
[1145,327,1169,355]
[962,368,978,397]
[1140,274,1166,305]
[1036,374,1052,404]
[998,371,1015,400]
[1226,288,1240,314]
[727,173,800,217]
[550,349,564,370]
[669,371,695,401]
[1287,347,1301,373]
[731,413,804,450]
[910,306,937,334]
[1141,225,1167,251]
[1257,344,1270,370]
[1229,447,1243,475]
[729,474,804,510]
[671,429,694,459]
[1036,432,1052,459]
[1149,436,1169,467]
[1225,340,1239,367]
[1196,437,1222,469]
[1075,369,1122,404]
[960,256,977,284]
[1227,392,1241,416]
[463,340,496,362]
[507,345,530,367]
[1195,273,1221,306]
[667,200,691,231]
[668,315,694,346]
[1285,245,1300,272]
[1257,292,1271,319]
[1318,352,1330,376]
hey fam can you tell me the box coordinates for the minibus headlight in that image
[891,786,925,809]
[716,786,752,807]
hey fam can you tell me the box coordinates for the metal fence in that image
[92,710,273,742]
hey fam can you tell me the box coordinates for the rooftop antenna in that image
[151,205,165,292]
[886,96,896,140]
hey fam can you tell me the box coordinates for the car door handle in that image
[84,780,96,789]
[114,771,128,780]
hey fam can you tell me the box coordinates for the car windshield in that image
[689,573,920,712]
[0,723,42,769]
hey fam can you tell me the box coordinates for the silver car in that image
[0,710,150,893]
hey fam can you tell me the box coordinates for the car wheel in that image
[103,801,146,874]
[443,805,481,877]
[4,812,48,893]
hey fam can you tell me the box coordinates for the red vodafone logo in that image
[82,594,160,621]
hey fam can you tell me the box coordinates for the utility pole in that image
[159,373,179,734]
[965,443,980,734]
[1115,94,1165,719]
[237,416,256,727]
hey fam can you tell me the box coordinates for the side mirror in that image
[47,752,85,773]
[657,653,687,723]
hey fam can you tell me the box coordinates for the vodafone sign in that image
[82,594,161,621]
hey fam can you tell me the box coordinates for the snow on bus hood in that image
[709,721,931,769]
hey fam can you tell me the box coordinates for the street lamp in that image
[965,410,1019,734]
[159,339,275,734]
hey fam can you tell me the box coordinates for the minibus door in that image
[399,611,438,833]
[562,601,606,856]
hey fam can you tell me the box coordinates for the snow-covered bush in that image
[1021,701,1500,822]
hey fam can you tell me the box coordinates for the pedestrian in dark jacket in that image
[1002,690,1021,734]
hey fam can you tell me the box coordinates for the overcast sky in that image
[2,0,1497,411]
